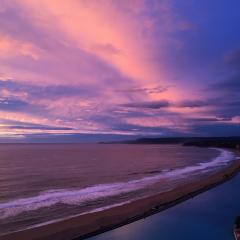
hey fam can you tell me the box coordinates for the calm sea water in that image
[0,144,236,235]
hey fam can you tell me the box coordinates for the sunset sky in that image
[0,0,240,141]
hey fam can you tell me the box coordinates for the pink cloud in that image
[0,34,42,60]
[0,0,227,137]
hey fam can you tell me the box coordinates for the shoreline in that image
[1,151,240,240]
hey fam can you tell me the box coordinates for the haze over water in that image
[0,144,236,235]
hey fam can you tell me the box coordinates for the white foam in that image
[0,148,235,219]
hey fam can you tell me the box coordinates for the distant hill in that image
[101,137,240,150]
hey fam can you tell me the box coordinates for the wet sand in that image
[1,155,240,240]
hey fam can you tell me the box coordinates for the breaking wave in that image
[0,148,235,219]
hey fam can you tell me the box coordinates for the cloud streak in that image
[0,0,240,139]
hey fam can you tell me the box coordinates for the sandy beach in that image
[1,151,239,240]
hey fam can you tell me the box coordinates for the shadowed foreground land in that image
[92,164,240,240]
[1,157,240,240]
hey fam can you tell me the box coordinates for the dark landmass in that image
[182,137,240,149]
[101,136,240,150]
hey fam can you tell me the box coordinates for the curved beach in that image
[1,151,239,240]
[1,0,240,238]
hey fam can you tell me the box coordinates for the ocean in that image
[0,144,236,235]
